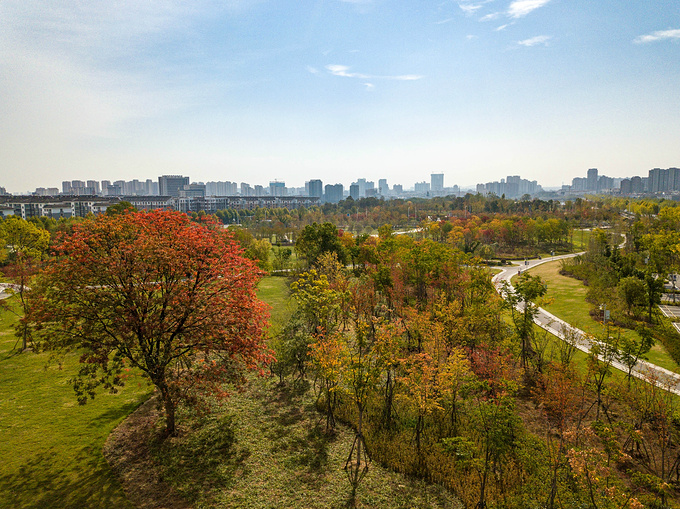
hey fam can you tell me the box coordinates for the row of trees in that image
[273,223,679,507]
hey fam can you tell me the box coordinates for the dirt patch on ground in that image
[103,397,192,509]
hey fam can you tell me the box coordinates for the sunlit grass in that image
[0,299,151,509]
[525,260,680,373]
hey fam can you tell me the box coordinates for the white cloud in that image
[435,17,454,25]
[363,83,375,91]
[495,24,509,31]
[459,3,483,16]
[634,28,680,44]
[325,65,423,81]
[307,66,320,74]
[480,12,501,21]
[518,35,551,46]
[508,0,551,19]
[326,64,370,79]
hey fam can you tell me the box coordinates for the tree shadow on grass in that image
[0,447,131,509]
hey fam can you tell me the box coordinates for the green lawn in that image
[0,301,151,509]
[525,260,680,373]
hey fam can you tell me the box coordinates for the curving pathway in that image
[492,254,680,395]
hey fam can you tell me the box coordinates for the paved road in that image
[0,283,18,300]
[492,254,680,395]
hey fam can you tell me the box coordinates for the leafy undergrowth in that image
[0,300,152,509]
[150,376,461,509]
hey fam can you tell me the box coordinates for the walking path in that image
[492,254,680,395]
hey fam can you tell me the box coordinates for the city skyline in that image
[1,1,679,194]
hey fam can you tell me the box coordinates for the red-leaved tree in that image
[30,209,270,436]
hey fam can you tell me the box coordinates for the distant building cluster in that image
[5,164,680,216]
[17,172,463,205]
[561,167,680,197]
[476,176,541,199]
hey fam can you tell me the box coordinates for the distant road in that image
[492,253,680,395]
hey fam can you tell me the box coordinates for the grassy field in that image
[0,302,151,509]
[525,260,680,373]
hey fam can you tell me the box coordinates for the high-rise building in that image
[270,181,286,196]
[631,176,644,194]
[179,183,206,198]
[324,184,344,203]
[431,173,444,193]
[308,179,323,198]
[87,180,100,195]
[349,183,360,200]
[159,175,190,197]
[414,182,430,195]
[378,179,389,196]
[587,168,598,191]
[62,181,72,194]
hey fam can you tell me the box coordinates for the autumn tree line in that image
[561,207,680,367]
[3,197,680,507]
[272,221,680,508]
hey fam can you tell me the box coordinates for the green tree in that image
[618,276,647,316]
[0,216,50,350]
[502,273,547,369]
[295,222,348,267]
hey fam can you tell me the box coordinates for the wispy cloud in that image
[634,28,680,44]
[495,24,509,31]
[518,35,551,46]
[325,65,423,81]
[307,66,320,75]
[459,3,483,16]
[480,12,501,21]
[363,83,375,91]
[435,17,454,25]
[508,0,551,19]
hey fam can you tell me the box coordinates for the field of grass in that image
[572,229,592,251]
[154,377,461,509]
[0,301,151,509]
[525,260,680,373]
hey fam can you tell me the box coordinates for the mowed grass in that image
[0,300,152,509]
[525,260,680,373]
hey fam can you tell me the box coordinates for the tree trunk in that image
[159,383,176,437]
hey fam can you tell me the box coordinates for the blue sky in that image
[1,0,679,193]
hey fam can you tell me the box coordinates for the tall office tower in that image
[308,179,323,198]
[587,168,598,191]
[324,184,344,203]
[378,179,389,195]
[431,173,444,193]
[356,178,367,197]
[270,181,286,196]
[158,175,190,197]
[62,181,72,194]
[349,183,360,200]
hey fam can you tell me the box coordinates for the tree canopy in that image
[30,209,270,436]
